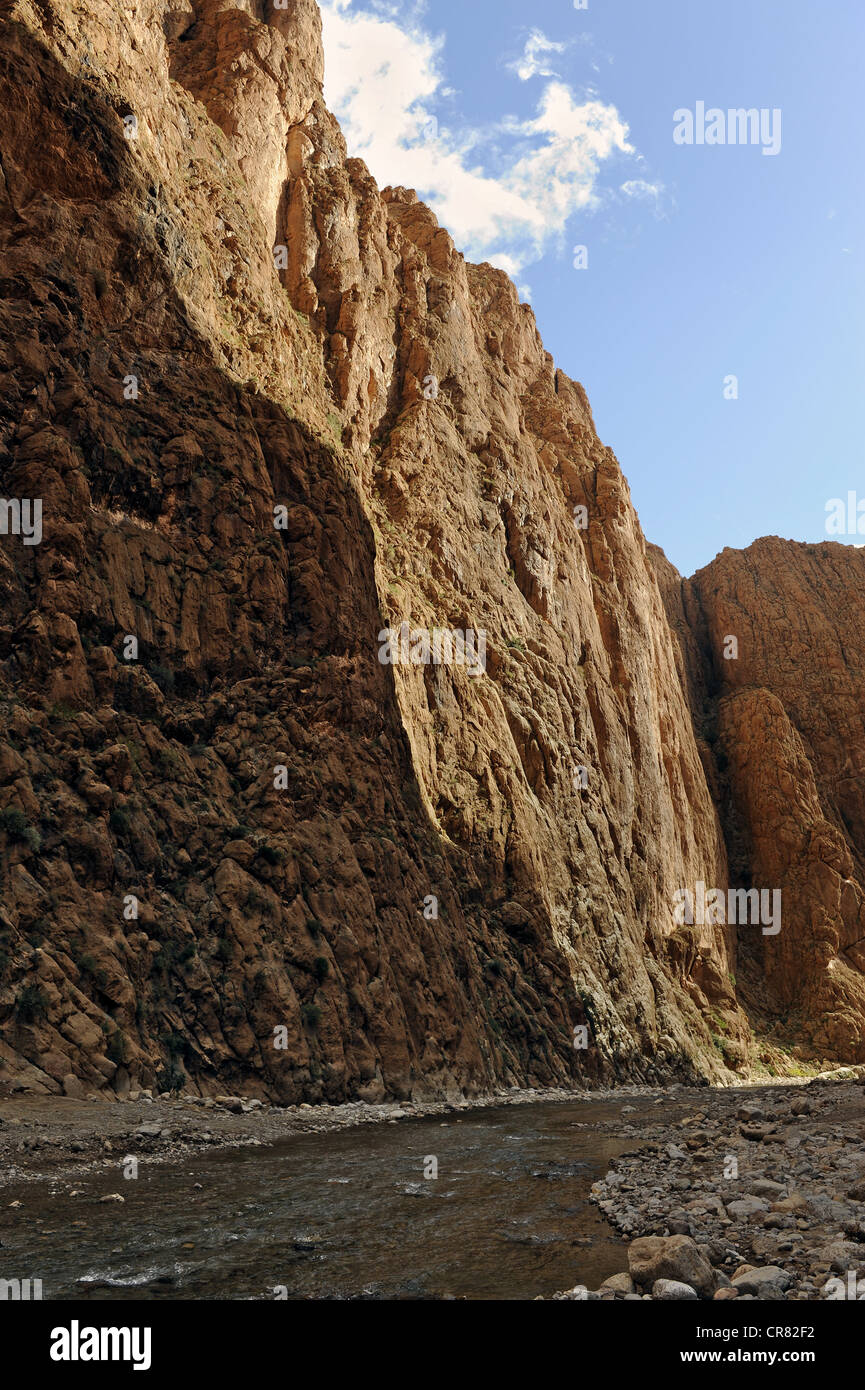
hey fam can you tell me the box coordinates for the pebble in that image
[570,1077,865,1302]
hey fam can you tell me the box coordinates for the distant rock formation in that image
[652,539,865,1062]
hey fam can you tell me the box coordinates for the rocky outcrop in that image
[652,539,865,1062]
[0,0,791,1101]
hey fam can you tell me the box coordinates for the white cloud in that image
[620,178,662,201]
[507,29,566,82]
[487,252,523,278]
[319,1,647,276]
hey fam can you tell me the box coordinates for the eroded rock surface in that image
[653,539,865,1062]
[1,0,838,1103]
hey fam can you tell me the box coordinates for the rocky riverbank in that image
[5,1075,865,1304]
[559,1072,865,1301]
[0,1083,606,1187]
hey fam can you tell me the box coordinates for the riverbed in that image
[0,1095,654,1300]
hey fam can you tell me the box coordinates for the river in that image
[4,1096,648,1300]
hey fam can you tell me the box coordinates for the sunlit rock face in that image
[0,0,790,1103]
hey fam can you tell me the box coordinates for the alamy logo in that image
[50,1321,152,1372]
[0,498,42,545]
[0,1277,42,1300]
[378,622,487,677]
[825,492,865,536]
[674,881,781,936]
[674,103,782,156]
[824,1271,865,1300]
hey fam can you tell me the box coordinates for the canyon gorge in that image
[0,0,863,1105]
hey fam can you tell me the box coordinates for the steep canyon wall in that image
[0,0,859,1101]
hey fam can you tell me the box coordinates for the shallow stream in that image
[3,1096,648,1300]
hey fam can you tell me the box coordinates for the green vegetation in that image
[109,807,132,836]
[155,1063,185,1094]
[0,807,39,850]
[257,840,283,866]
[149,663,176,694]
[15,985,48,1023]
[49,701,78,721]
[106,1030,128,1064]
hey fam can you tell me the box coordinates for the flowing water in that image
[2,1097,645,1300]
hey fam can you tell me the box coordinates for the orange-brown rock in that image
[654,539,865,1062]
[1,0,751,1100]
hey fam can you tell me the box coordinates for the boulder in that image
[731,1266,792,1296]
[600,1272,635,1295]
[653,1279,698,1300]
[726,1196,770,1220]
[628,1236,717,1297]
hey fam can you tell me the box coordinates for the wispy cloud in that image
[506,29,567,82]
[620,178,662,201]
[320,1,654,276]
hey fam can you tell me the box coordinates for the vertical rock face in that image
[0,0,806,1103]
[652,539,865,1062]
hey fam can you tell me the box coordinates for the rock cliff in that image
[652,539,865,1064]
[0,0,850,1102]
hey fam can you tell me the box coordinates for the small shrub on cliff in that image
[26,920,47,948]
[163,1030,189,1063]
[1,807,28,840]
[79,954,109,989]
[301,1003,322,1029]
[313,956,330,982]
[49,701,77,722]
[154,940,195,972]
[106,1030,128,1064]
[109,807,131,836]
[155,1063,185,1095]
[258,840,283,866]
[15,985,48,1023]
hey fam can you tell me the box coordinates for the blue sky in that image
[320,0,864,576]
